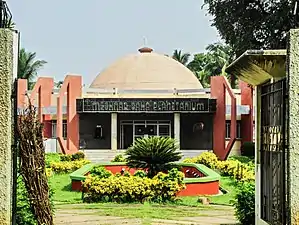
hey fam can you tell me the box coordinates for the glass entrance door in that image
[120,120,171,149]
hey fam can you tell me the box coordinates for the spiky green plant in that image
[125,136,182,178]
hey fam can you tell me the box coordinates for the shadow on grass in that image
[62,183,73,192]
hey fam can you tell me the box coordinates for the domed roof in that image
[90,47,203,90]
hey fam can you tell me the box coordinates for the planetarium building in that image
[17,47,254,161]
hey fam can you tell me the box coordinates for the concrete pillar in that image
[0,29,13,225]
[174,113,180,149]
[111,113,118,150]
[287,29,299,224]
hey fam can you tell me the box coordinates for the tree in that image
[203,0,299,56]
[187,42,236,87]
[172,49,191,65]
[125,136,182,178]
[18,48,47,89]
[54,81,63,88]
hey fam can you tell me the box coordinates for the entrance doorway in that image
[120,120,171,149]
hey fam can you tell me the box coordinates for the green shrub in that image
[126,136,182,178]
[17,176,55,225]
[184,152,255,182]
[72,151,85,161]
[60,154,72,162]
[83,171,185,203]
[111,154,127,162]
[234,181,255,225]
[241,142,255,157]
[50,160,91,173]
[134,170,147,178]
[90,165,113,178]
[183,152,218,169]
[154,168,184,184]
[45,153,61,168]
[60,152,86,162]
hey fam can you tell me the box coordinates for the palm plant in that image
[18,48,47,89]
[125,136,182,178]
[172,49,191,66]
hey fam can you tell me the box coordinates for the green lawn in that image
[49,173,82,204]
[49,172,237,206]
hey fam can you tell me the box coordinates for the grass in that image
[175,176,237,207]
[49,173,82,204]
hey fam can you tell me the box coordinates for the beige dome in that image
[90,48,203,90]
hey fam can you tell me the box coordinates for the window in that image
[51,120,67,139]
[225,121,241,139]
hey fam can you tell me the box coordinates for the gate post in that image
[287,28,299,224]
[0,29,14,225]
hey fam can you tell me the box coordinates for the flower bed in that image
[69,162,220,196]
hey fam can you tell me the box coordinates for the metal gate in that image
[260,78,289,224]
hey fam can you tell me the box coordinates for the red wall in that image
[177,181,219,196]
[240,81,254,143]
[71,165,220,197]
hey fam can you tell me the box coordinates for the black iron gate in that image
[260,78,289,225]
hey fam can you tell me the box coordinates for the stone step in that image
[82,149,209,163]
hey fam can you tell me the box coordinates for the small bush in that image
[83,171,185,203]
[72,151,85,161]
[134,170,147,178]
[241,142,255,157]
[154,168,184,184]
[111,154,127,162]
[50,160,90,173]
[60,152,86,162]
[60,154,72,162]
[90,165,113,179]
[234,181,255,225]
[45,153,61,168]
[183,152,218,169]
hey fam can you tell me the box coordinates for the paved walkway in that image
[54,204,239,225]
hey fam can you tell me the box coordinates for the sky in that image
[9,0,220,86]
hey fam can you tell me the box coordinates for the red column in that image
[210,76,237,160]
[57,75,82,154]
[211,77,226,159]
[239,81,253,143]
[17,79,28,108]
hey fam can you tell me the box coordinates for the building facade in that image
[17,47,254,161]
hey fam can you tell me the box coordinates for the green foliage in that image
[90,165,113,179]
[203,0,297,56]
[72,151,85,161]
[184,152,254,182]
[172,49,191,65]
[50,160,91,173]
[60,154,72,162]
[134,170,147,178]
[183,152,218,169]
[126,136,182,178]
[17,176,55,225]
[111,154,127,162]
[241,142,255,157]
[18,48,47,89]
[234,181,255,225]
[154,168,184,185]
[60,152,85,162]
[45,153,61,168]
[187,42,235,87]
[83,170,185,204]
[17,176,37,225]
